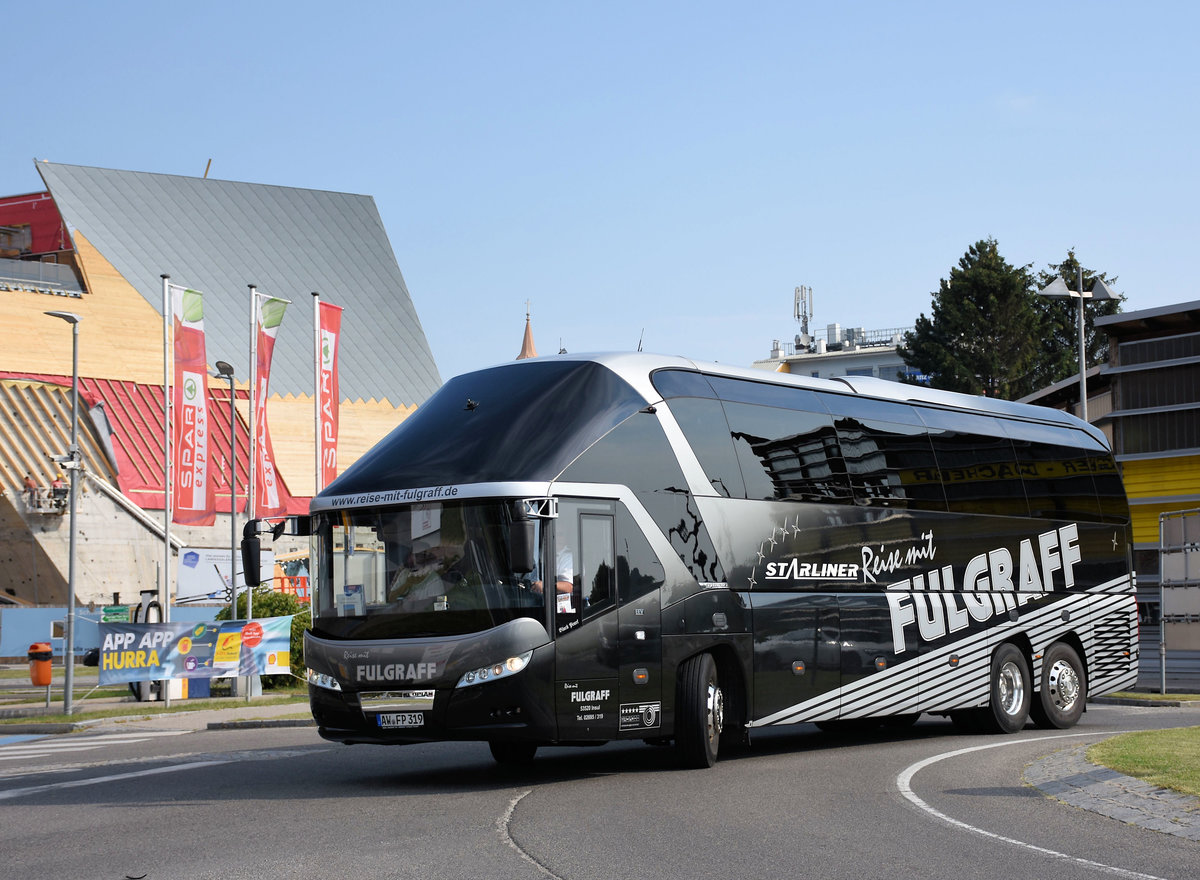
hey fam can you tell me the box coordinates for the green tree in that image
[900,239,1039,398]
[216,588,309,688]
[1028,249,1122,390]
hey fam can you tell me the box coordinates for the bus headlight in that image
[306,668,343,692]
[456,650,534,688]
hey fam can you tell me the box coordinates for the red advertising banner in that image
[318,301,343,490]
[172,286,216,526]
[254,296,288,518]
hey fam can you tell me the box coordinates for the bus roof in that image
[529,352,1109,448]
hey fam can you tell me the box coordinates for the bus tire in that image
[1030,642,1086,729]
[676,653,723,768]
[982,643,1031,734]
[489,741,537,765]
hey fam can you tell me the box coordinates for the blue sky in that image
[4,1,1196,380]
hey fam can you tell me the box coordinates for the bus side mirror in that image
[509,519,536,574]
[241,520,262,588]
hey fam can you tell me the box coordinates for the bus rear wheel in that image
[489,741,537,765]
[981,643,1031,734]
[676,653,723,768]
[1030,642,1086,729]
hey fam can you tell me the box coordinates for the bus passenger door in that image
[553,499,621,741]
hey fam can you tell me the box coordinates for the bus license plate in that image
[376,712,424,729]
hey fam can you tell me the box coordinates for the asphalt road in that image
[1,703,1197,880]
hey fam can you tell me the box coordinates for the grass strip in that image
[1106,691,1200,703]
[0,693,308,725]
[1088,726,1200,799]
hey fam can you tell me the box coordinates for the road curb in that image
[1090,696,1183,708]
[0,719,102,734]
[206,719,316,730]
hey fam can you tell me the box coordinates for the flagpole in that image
[161,275,172,621]
[313,291,322,495]
[247,285,257,627]
[161,275,172,708]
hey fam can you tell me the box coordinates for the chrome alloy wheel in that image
[1046,658,1081,711]
[997,659,1026,717]
[706,682,725,744]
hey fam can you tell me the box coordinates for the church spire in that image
[516,300,538,360]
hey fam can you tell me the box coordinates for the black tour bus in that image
[255,353,1137,768]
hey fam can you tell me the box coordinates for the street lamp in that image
[1037,269,1118,423]
[214,362,238,617]
[44,310,80,715]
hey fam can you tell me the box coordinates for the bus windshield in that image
[311,500,547,640]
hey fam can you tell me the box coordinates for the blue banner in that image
[97,617,294,684]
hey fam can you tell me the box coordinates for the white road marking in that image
[895,732,1169,880]
[0,759,231,801]
[497,789,566,880]
[0,730,187,761]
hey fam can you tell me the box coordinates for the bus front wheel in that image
[982,643,1032,734]
[676,653,723,768]
[1030,642,1086,729]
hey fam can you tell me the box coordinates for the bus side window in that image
[818,396,946,511]
[580,513,616,617]
[555,500,617,633]
[617,504,665,605]
[1000,421,1103,523]
[917,409,1029,518]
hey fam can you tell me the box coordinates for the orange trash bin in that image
[28,642,53,687]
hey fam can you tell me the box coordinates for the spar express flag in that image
[254,296,289,518]
[317,301,343,489]
[172,286,216,526]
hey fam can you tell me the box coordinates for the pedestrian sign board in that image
[102,605,131,623]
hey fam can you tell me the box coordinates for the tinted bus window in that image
[328,360,645,493]
[1088,450,1130,523]
[559,410,689,495]
[617,504,665,605]
[916,407,1029,517]
[1000,421,1102,522]
[580,513,617,617]
[818,396,946,511]
[559,412,725,585]
[721,401,852,504]
[666,396,746,498]
[651,369,718,399]
[706,376,825,412]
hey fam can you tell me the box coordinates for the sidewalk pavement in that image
[1025,744,1200,841]
[0,694,315,735]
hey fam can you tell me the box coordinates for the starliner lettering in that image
[885,524,1081,654]
[764,561,861,581]
[355,662,439,683]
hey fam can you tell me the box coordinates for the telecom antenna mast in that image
[794,285,813,348]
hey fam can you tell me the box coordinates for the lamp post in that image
[44,310,80,715]
[1037,270,1118,423]
[214,362,238,616]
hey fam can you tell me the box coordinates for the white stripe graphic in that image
[750,577,1136,727]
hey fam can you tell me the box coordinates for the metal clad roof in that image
[34,161,442,405]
